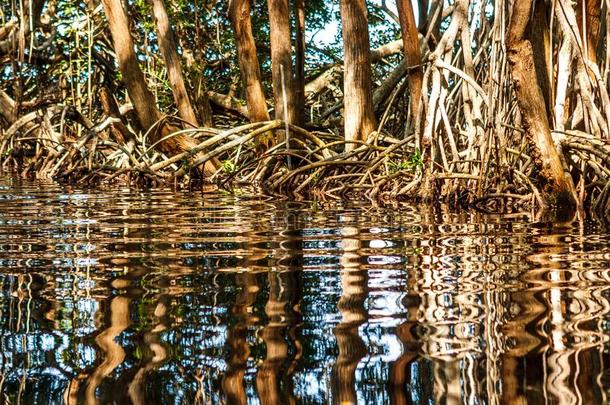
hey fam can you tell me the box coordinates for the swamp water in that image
[1,177,610,404]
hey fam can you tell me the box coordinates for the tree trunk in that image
[229,0,270,123]
[577,0,602,63]
[507,0,576,209]
[267,0,296,131]
[101,0,217,175]
[101,0,163,130]
[99,87,134,145]
[294,0,306,125]
[396,0,423,123]
[340,0,377,151]
[149,0,199,127]
[0,90,18,124]
[418,0,429,31]
[528,0,552,119]
[16,0,47,61]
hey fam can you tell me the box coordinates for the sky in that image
[309,0,418,45]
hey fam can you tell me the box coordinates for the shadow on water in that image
[1,177,610,404]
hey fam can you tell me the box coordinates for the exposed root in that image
[3,101,610,216]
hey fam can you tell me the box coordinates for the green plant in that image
[222,159,237,174]
[408,149,423,170]
[388,149,423,173]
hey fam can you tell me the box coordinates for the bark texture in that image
[294,0,306,125]
[418,0,429,31]
[396,0,423,121]
[101,0,161,130]
[149,0,199,127]
[577,0,602,62]
[229,0,270,123]
[507,0,576,208]
[340,0,377,151]
[99,87,133,144]
[267,0,296,128]
[101,0,217,174]
[0,89,18,124]
[528,0,552,117]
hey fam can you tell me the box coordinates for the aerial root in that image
[3,105,610,215]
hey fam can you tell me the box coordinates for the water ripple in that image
[0,178,610,403]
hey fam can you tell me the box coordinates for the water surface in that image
[1,178,610,404]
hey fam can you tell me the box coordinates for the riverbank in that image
[3,112,610,218]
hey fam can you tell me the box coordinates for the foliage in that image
[3,0,610,214]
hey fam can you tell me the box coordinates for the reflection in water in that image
[2,178,610,403]
[332,224,367,405]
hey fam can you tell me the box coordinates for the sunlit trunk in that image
[294,0,306,126]
[577,0,602,63]
[528,0,552,119]
[507,0,577,210]
[267,0,296,130]
[339,0,377,151]
[396,0,423,123]
[229,0,271,123]
[149,0,200,127]
[101,0,218,174]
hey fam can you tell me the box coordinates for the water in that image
[1,177,610,404]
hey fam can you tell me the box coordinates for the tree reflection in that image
[222,273,260,405]
[331,224,368,405]
[388,277,419,405]
[497,230,610,405]
[127,293,171,405]
[81,296,131,405]
[2,188,610,404]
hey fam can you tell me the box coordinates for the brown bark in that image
[195,86,214,127]
[577,0,602,62]
[0,89,18,124]
[418,0,429,31]
[396,0,423,122]
[101,0,217,175]
[99,87,134,145]
[229,0,271,123]
[507,0,576,209]
[528,0,552,117]
[149,0,199,127]
[267,0,297,129]
[294,0,306,125]
[101,0,163,130]
[340,0,377,151]
[208,91,250,118]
